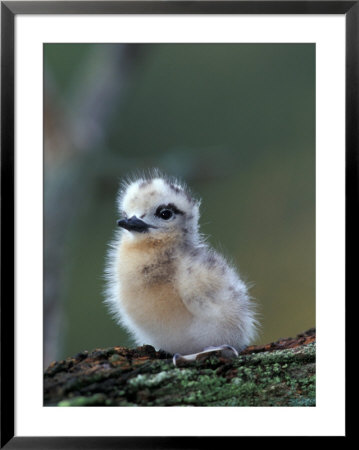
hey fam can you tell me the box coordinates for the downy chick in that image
[105,173,258,362]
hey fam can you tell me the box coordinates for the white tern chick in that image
[105,174,258,363]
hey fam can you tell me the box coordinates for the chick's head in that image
[117,176,201,243]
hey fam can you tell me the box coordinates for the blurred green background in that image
[44,44,315,366]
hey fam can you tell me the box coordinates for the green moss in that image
[128,370,174,389]
[58,393,109,406]
[47,341,315,407]
[122,344,315,406]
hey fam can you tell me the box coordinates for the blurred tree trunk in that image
[44,329,315,407]
[43,45,144,367]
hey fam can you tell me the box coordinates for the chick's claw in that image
[203,344,239,357]
[173,345,239,366]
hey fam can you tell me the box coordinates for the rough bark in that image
[44,328,315,407]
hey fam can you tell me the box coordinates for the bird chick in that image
[105,173,258,362]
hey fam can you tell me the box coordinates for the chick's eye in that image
[159,209,173,220]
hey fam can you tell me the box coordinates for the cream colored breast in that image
[117,237,192,333]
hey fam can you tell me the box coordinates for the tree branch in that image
[44,328,315,407]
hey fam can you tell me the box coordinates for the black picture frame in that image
[1,1,355,447]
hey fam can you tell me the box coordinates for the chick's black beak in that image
[117,216,153,233]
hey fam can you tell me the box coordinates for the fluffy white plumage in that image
[105,172,258,355]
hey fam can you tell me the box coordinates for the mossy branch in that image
[44,328,315,407]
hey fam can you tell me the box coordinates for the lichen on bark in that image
[44,328,315,407]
